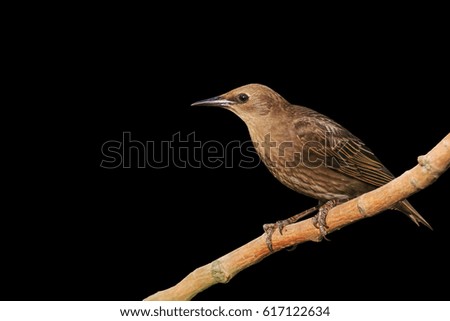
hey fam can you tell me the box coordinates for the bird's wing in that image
[294,112,394,187]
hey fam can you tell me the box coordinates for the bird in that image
[191,83,432,250]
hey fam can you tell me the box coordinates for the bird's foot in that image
[263,220,289,252]
[263,206,319,252]
[262,223,277,252]
[312,199,340,240]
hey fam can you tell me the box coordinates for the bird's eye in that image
[237,93,249,103]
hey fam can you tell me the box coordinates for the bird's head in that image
[191,83,288,125]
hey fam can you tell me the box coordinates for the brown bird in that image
[192,84,432,250]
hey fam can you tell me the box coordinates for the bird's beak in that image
[191,96,235,108]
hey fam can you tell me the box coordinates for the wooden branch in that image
[144,133,450,301]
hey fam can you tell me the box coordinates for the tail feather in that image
[395,200,433,230]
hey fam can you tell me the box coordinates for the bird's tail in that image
[395,200,433,230]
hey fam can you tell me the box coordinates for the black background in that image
[4,5,449,301]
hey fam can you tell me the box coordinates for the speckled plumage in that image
[192,83,432,230]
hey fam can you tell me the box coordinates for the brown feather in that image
[292,105,394,188]
[192,83,432,230]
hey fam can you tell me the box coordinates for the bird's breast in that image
[249,130,365,201]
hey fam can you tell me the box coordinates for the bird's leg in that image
[263,205,320,252]
[312,199,344,240]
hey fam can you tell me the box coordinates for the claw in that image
[312,199,341,241]
[263,223,276,252]
[262,206,320,252]
[277,220,287,235]
[286,244,298,252]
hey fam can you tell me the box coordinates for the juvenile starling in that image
[192,84,432,250]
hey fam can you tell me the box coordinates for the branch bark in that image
[144,133,450,301]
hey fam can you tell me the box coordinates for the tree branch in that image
[144,133,450,301]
